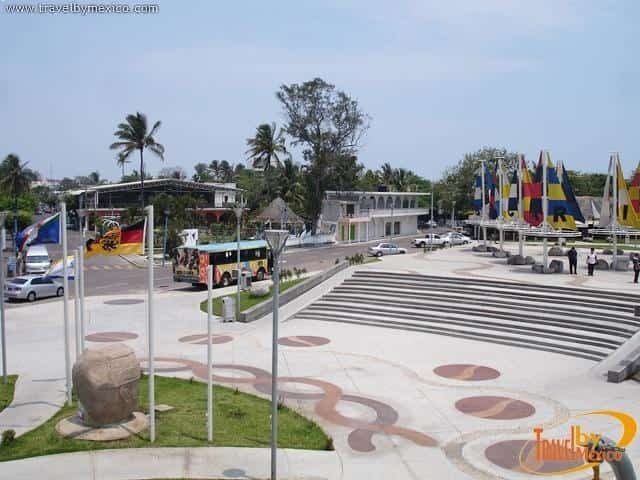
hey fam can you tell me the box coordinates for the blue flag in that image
[16,213,61,252]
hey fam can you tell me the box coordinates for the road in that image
[3,231,442,307]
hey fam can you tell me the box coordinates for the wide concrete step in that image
[330,286,640,331]
[294,310,606,362]
[354,270,640,305]
[343,276,636,315]
[318,294,633,340]
[305,302,621,350]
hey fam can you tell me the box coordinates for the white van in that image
[25,245,51,274]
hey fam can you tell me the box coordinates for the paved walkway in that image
[3,241,640,479]
[2,447,341,480]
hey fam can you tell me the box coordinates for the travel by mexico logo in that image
[519,410,637,476]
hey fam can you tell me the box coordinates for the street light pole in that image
[144,205,156,442]
[0,212,7,384]
[233,197,245,322]
[264,229,289,480]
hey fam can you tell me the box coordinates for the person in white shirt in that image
[586,248,598,276]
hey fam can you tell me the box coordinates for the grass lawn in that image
[0,375,17,413]
[199,278,305,316]
[0,375,330,462]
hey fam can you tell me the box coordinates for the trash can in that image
[241,271,252,290]
[222,296,235,323]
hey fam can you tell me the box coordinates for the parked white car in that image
[412,234,449,248]
[368,243,407,257]
[4,275,64,302]
[441,232,471,246]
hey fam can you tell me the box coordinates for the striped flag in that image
[473,167,483,213]
[523,155,543,226]
[507,169,519,214]
[15,212,60,253]
[545,156,576,230]
[557,162,585,223]
[615,156,640,228]
[85,220,145,257]
[44,255,75,280]
[629,161,640,215]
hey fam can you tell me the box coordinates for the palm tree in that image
[88,171,102,185]
[110,112,165,208]
[0,154,33,252]
[392,168,410,192]
[378,162,394,187]
[117,156,131,178]
[245,122,287,171]
[278,157,305,212]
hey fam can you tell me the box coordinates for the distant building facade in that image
[321,190,429,243]
[72,178,240,222]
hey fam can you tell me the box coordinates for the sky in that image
[1,0,639,182]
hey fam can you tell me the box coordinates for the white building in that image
[321,190,429,243]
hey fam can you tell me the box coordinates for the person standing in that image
[567,246,578,275]
[633,253,640,284]
[586,248,598,276]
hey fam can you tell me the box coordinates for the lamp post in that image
[451,200,456,228]
[0,211,7,384]
[264,229,289,480]
[232,197,245,322]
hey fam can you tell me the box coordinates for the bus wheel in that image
[220,273,231,287]
[256,268,266,281]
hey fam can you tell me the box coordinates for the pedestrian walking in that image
[567,246,578,275]
[633,253,640,284]
[587,248,598,276]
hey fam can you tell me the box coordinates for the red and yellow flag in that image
[85,220,145,257]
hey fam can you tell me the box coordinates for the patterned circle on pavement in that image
[278,336,330,347]
[485,439,584,474]
[455,396,535,420]
[85,331,138,342]
[178,334,233,345]
[434,364,500,381]
[103,298,144,305]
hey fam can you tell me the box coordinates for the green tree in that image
[245,123,287,172]
[438,147,520,216]
[121,169,152,183]
[357,169,381,191]
[110,112,165,208]
[277,78,369,229]
[378,163,394,187]
[0,154,35,246]
[88,171,103,185]
[192,162,213,182]
[277,158,305,214]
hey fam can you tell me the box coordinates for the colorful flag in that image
[44,255,75,280]
[85,220,145,257]
[485,168,498,219]
[507,169,519,214]
[524,155,543,226]
[557,162,585,223]
[545,156,576,230]
[630,161,640,214]
[615,156,640,228]
[473,167,483,213]
[15,212,60,252]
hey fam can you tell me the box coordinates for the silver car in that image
[368,243,407,257]
[4,275,64,302]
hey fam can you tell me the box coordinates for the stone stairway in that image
[292,270,640,362]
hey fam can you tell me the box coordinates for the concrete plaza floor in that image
[1,241,640,479]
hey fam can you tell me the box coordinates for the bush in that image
[346,253,365,266]
[1,429,16,446]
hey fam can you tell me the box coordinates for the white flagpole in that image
[0,215,7,384]
[145,205,156,442]
[542,152,549,268]
[73,249,81,358]
[518,155,524,257]
[60,202,72,406]
[79,217,86,351]
[481,160,487,245]
[207,264,213,443]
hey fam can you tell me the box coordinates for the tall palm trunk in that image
[139,148,145,210]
